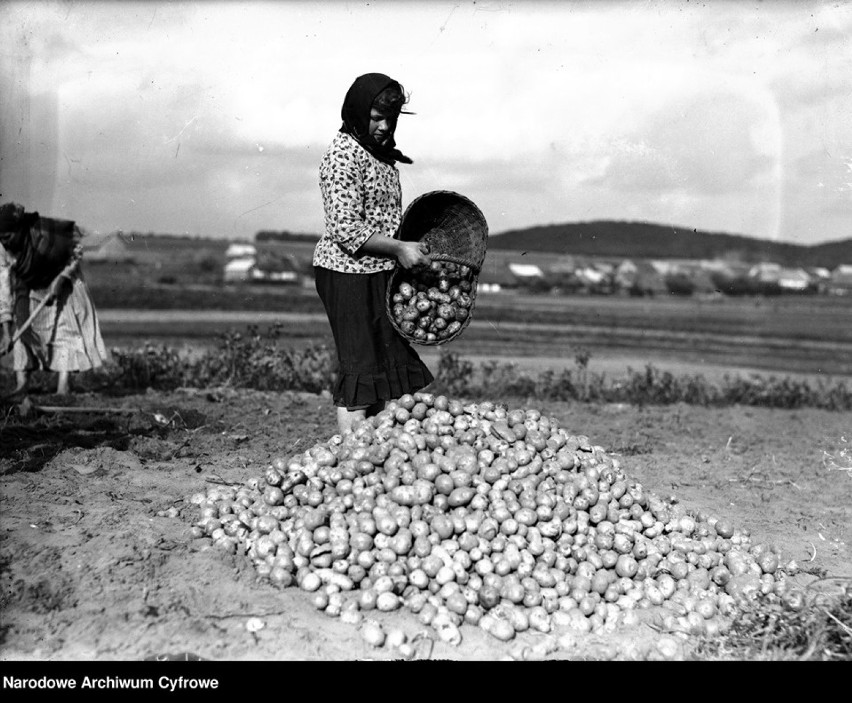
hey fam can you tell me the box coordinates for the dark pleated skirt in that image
[314,266,434,409]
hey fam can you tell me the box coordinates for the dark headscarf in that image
[1,202,76,289]
[0,202,38,255]
[340,73,413,166]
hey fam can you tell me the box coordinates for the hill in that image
[488,221,852,269]
[255,230,320,243]
[106,223,852,270]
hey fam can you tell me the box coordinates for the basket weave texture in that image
[397,190,488,272]
[387,190,487,346]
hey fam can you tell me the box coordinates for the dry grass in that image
[694,578,852,661]
[823,436,852,480]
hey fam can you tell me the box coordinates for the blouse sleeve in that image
[0,247,13,324]
[320,141,380,256]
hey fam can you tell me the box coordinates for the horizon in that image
[2,0,851,246]
[104,218,852,251]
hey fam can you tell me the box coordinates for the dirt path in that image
[1,388,849,661]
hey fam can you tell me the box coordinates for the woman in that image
[0,201,109,396]
[314,73,434,435]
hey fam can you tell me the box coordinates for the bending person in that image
[0,202,109,396]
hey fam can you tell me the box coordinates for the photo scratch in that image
[231,197,286,231]
[439,4,459,33]
[165,117,198,145]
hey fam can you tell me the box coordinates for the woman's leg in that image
[12,370,28,395]
[56,371,70,395]
[337,406,367,435]
[337,399,387,435]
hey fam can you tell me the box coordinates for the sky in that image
[1,0,850,245]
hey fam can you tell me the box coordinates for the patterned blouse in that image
[313,131,402,274]
[0,246,13,324]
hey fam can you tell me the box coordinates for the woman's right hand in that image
[396,240,431,270]
[1,322,12,353]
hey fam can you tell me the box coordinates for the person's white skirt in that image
[13,271,109,373]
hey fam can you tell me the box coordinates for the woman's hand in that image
[1,322,12,354]
[396,240,431,270]
[357,234,431,269]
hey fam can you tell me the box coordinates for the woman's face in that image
[368,108,397,147]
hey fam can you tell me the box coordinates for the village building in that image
[826,264,852,296]
[748,262,783,283]
[614,259,667,296]
[507,262,551,293]
[81,231,136,264]
[805,267,830,294]
[223,257,257,283]
[747,262,815,293]
[225,242,257,260]
[254,249,301,284]
[543,255,584,292]
[776,268,813,292]
[477,261,519,293]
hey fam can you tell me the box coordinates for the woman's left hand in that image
[1,322,12,354]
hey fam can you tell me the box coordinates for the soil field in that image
[1,388,850,661]
[2,276,850,662]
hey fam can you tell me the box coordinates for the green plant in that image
[89,326,336,394]
[72,332,852,411]
[435,348,476,397]
[187,325,336,392]
[110,342,187,390]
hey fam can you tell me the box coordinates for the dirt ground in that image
[1,387,850,661]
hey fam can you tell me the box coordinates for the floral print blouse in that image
[313,131,402,274]
[0,246,13,324]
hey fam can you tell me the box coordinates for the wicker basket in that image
[397,190,488,272]
[387,191,488,346]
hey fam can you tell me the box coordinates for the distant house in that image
[807,267,832,294]
[615,259,667,296]
[507,262,550,292]
[748,262,783,284]
[776,268,813,292]
[508,262,544,279]
[551,255,579,271]
[222,244,302,285]
[254,250,301,284]
[544,256,583,291]
[223,257,256,283]
[574,263,614,294]
[827,264,852,295]
[81,232,136,264]
[614,259,637,288]
[700,259,749,278]
[226,243,257,259]
[478,262,519,293]
[746,262,813,294]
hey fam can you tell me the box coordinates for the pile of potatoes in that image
[190,392,801,655]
